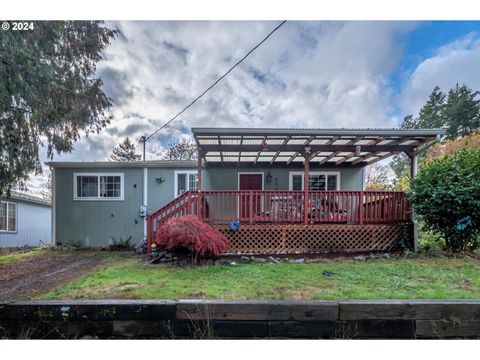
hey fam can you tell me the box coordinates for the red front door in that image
[239,174,263,220]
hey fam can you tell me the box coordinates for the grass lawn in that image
[39,253,480,300]
[0,248,46,265]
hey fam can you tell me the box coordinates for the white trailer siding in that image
[0,199,51,248]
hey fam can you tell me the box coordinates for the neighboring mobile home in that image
[0,191,52,248]
[48,127,446,254]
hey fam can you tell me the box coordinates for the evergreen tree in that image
[0,21,117,196]
[109,138,141,162]
[390,84,480,181]
[416,86,446,129]
[443,84,480,140]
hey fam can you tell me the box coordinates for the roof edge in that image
[191,127,447,136]
[1,191,51,207]
[46,160,198,169]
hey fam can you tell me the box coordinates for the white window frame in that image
[288,171,341,191]
[73,172,124,201]
[174,170,198,197]
[0,201,17,233]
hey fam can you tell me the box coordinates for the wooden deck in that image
[147,190,412,253]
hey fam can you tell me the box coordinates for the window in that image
[74,173,124,200]
[289,172,340,191]
[174,171,198,196]
[0,201,17,232]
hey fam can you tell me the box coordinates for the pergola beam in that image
[363,151,401,166]
[254,136,267,164]
[346,136,364,145]
[319,151,339,165]
[351,152,379,165]
[202,144,417,153]
[336,152,356,165]
[218,135,223,163]
[287,152,300,165]
[271,135,291,164]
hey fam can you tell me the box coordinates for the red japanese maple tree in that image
[156,215,229,260]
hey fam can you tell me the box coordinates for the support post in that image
[408,149,419,252]
[197,149,203,191]
[303,150,311,224]
[197,149,203,218]
[359,191,364,224]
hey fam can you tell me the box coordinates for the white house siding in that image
[0,200,52,248]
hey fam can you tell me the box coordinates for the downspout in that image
[143,166,148,241]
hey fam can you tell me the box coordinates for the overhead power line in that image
[143,20,287,142]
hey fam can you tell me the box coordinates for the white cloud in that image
[400,32,480,117]
[27,21,417,194]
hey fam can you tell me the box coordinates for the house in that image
[0,191,52,248]
[48,127,446,254]
[47,160,198,247]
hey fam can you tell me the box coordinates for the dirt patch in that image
[0,250,107,301]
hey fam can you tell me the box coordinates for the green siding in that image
[55,168,144,247]
[147,167,200,211]
[203,167,364,191]
[54,165,363,247]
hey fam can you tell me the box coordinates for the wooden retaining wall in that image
[1,300,479,339]
[214,223,413,255]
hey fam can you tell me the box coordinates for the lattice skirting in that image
[214,223,413,255]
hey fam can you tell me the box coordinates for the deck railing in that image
[147,190,411,250]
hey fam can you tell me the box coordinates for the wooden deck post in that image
[359,191,364,224]
[197,149,202,218]
[303,150,311,224]
[197,149,203,191]
[408,149,419,252]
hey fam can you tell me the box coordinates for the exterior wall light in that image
[266,171,273,183]
[156,177,165,184]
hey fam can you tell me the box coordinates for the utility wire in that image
[143,20,287,142]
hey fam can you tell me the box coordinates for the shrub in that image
[108,235,133,250]
[408,148,480,251]
[418,228,445,253]
[156,215,229,260]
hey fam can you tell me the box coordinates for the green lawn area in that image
[39,253,480,300]
[0,248,45,265]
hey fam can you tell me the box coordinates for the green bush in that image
[108,235,133,250]
[408,148,480,252]
[418,228,445,253]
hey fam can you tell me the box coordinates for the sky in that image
[28,20,480,194]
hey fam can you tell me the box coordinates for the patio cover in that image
[192,127,446,168]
